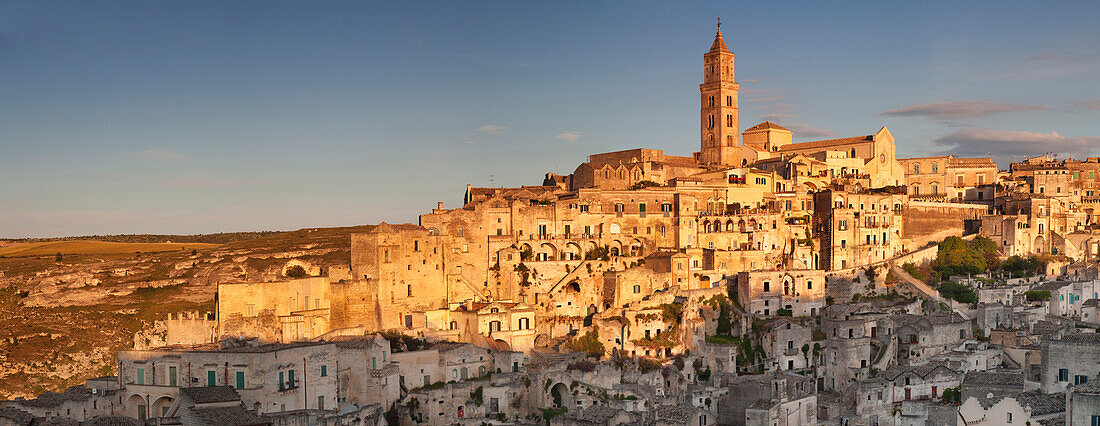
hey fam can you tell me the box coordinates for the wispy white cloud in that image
[1070,100,1100,111]
[555,131,581,143]
[933,128,1100,161]
[132,149,188,163]
[784,124,835,139]
[476,124,508,134]
[1028,52,1065,61]
[758,113,795,122]
[882,100,1044,120]
[742,87,784,103]
[156,176,261,189]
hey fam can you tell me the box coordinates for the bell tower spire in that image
[697,18,739,166]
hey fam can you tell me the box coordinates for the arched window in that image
[449,321,457,330]
[784,279,791,295]
[850,148,856,158]
[913,163,920,174]
[479,366,486,377]
[726,114,732,127]
[726,96,732,106]
[727,135,733,145]
[932,162,939,173]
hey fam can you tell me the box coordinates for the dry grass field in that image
[0,240,220,257]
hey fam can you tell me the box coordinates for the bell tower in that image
[698,19,739,166]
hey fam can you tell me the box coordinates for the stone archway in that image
[151,396,174,418]
[550,382,572,408]
[128,394,148,421]
[1034,236,1047,254]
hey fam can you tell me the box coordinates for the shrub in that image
[285,265,307,278]
[1025,290,1051,301]
[566,330,605,358]
[937,281,977,304]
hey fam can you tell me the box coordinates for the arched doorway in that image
[128,394,148,421]
[550,382,572,407]
[151,396,174,418]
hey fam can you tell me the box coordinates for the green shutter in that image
[236,371,245,389]
[288,369,295,388]
[136,368,144,385]
[321,365,327,377]
[207,370,216,387]
[279,371,285,390]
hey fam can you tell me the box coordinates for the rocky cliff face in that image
[0,225,372,399]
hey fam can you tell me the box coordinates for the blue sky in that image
[2,1,1099,238]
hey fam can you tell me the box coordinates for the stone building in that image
[898,155,998,202]
[736,270,827,317]
[1067,382,1100,426]
[960,371,1025,401]
[813,189,907,271]
[1040,332,1100,393]
[116,340,338,419]
[889,313,971,366]
[760,319,814,372]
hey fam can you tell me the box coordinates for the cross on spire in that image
[717,17,721,30]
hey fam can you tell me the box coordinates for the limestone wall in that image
[902,202,987,249]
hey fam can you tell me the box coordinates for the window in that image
[279,371,285,391]
[932,162,938,173]
[407,285,413,297]
[1007,413,1012,423]
[615,203,625,213]
[807,280,813,290]
[726,114,732,127]
[1059,368,1069,381]
[726,96,731,106]
[634,285,641,294]
[1076,375,1089,385]
[763,281,770,291]
[136,367,144,385]
[321,365,328,377]
[838,220,848,231]
[169,366,177,387]
[236,371,245,389]
[288,369,296,388]
[207,370,216,387]
[318,396,324,410]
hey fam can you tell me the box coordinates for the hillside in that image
[0,241,220,257]
[0,224,375,399]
